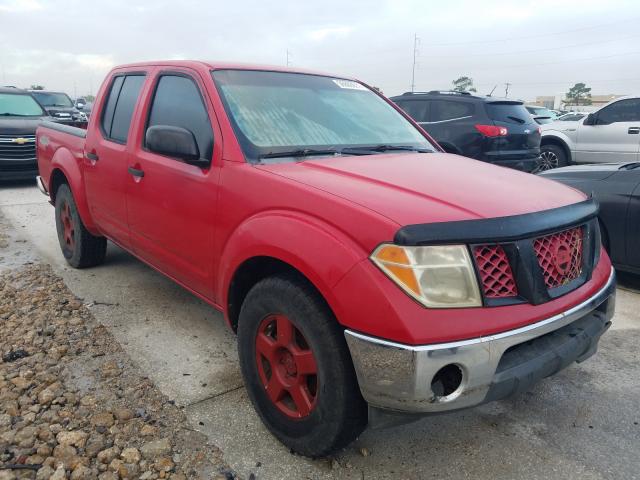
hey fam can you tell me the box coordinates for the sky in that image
[1,0,640,101]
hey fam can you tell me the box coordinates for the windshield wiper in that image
[341,145,431,154]
[619,162,640,170]
[0,113,30,116]
[259,148,339,160]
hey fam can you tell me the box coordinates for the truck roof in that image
[111,60,354,81]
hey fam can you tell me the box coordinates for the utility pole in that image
[411,34,419,93]
[286,49,292,67]
[504,82,511,98]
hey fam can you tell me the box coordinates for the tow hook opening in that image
[431,364,464,399]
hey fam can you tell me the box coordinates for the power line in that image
[468,50,640,71]
[419,33,640,59]
[423,17,639,47]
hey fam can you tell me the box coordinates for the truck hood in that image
[257,152,586,226]
[0,117,49,134]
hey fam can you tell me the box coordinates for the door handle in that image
[85,152,99,161]
[628,127,640,134]
[128,166,145,178]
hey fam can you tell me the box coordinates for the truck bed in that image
[36,121,87,192]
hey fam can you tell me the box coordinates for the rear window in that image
[485,102,531,125]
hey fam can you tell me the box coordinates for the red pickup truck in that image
[36,61,616,457]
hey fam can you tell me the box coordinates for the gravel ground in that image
[0,221,235,479]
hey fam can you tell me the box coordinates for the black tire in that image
[535,144,568,172]
[54,183,107,268]
[237,274,367,457]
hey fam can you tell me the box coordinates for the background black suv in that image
[29,90,88,126]
[391,91,541,171]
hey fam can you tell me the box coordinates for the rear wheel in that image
[534,144,568,172]
[237,275,367,457]
[55,184,107,268]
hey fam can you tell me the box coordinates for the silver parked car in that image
[538,95,640,170]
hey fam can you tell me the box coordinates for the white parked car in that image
[538,96,640,171]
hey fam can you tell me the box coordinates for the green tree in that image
[452,76,476,93]
[29,84,45,90]
[85,94,95,102]
[564,83,592,106]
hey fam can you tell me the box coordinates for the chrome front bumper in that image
[344,268,616,415]
[36,175,48,196]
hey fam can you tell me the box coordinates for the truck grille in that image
[533,227,583,289]
[473,245,518,298]
[0,134,37,161]
[473,224,591,305]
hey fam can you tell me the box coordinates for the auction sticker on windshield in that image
[332,79,367,90]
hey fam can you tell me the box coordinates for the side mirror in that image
[146,125,208,167]
[583,113,596,125]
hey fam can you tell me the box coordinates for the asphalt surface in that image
[1,180,638,480]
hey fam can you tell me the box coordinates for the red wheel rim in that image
[60,201,75,251]
[255,314,318,419]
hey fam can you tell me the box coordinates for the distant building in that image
[531,93,625,112]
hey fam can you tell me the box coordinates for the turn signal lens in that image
[371,244,482,308]
[475,124,508,137]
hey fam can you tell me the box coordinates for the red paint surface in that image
[36,61,612,346]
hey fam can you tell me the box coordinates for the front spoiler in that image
[344,267,616,419]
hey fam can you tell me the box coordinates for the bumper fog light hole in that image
[431,364,463,398]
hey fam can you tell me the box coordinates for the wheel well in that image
[49,169,69,202]
[227,256,325,332]
[541,136,572,163]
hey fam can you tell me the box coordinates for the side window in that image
[146,75,214,160]
[431,100,475,122]
[597,99,640,124]
[395,100,429,122]
[100,74,145,143]
[100,76,124,137]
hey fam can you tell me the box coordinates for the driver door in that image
[574,98,640,163]
[125,69,221,299]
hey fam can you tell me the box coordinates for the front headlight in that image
[371,244,482,308]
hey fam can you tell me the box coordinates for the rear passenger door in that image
[427,100,476,156]
[625,172,640,270]
[84,73,146,248]
[126,69,221,298]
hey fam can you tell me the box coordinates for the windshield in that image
[212,70,434,161]
[0,93,46,116]
[485,102,533,125]
[32,91,74,107]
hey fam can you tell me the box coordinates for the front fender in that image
[541,130,574,155]
[218,210,368,326]
[49,147,99,234]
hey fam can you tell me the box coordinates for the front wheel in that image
[55,184,107,268]
[534,144,568,173]
[237,275,367,457]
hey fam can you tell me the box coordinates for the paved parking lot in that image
[1,181,639,480]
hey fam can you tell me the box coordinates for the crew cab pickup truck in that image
[36,61,616,457]
[539,95,640,170]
